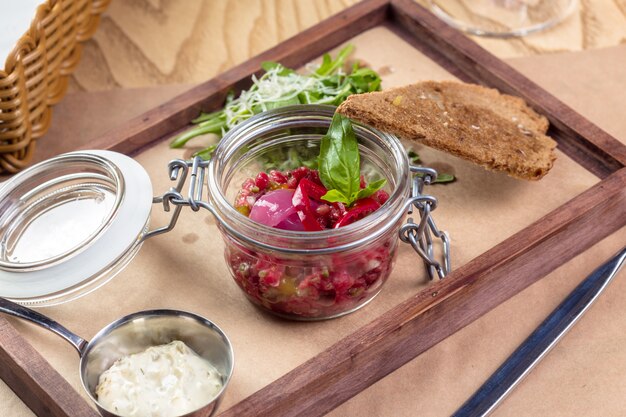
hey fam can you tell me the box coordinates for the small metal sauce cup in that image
[0,298,234,417]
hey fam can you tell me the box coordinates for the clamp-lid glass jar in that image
[0,105,449,319]
[207,105,411,320]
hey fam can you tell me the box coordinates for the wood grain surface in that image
[68,0,626,92]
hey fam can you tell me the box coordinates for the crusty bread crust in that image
[336,81,557,180]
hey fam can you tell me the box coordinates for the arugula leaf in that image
[348,67,381,93]
[191,109,224,124]
[265,96,300,110]
[170,118,225,148]
[259,146,318,171]
[261,61,294,76]
[414,171,456,184]
[319,114,386,206]
[408,150,421,164]
[433,173,455,184]
[407,149,456,184]
[315,44,354,76]
[193,144,218,160]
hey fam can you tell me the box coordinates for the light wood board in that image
[68,0,626,92]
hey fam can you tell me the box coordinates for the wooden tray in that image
[1,0,625,416]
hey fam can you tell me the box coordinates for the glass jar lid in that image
[0,151,153,306]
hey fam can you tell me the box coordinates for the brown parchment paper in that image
[1,27,625,417]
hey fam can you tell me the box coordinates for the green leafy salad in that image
[170,45,381,158]
[170,45,454,183]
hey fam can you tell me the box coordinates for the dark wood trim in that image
[0,319,100,417]
[83,0,626,178]
[218,168,626,417]
[80,0,390,156]
[389,0,626,178]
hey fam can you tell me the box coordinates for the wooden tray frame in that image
[1,0,625,416]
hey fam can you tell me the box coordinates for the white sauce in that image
[95,341,223,417]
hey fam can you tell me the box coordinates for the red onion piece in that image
[249,189,300,228]
[249,183,326,231]
[275,212,306,231]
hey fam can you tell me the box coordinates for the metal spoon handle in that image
[0,297,87,355]
[453,246,626,417]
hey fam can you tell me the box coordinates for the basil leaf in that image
[319,114,360,205]
[352,178,386,201]
[320,189,349,203]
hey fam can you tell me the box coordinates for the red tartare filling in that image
[228,166,395,319]
[234,166,389,230]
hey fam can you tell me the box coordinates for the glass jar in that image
[207,105,411,320]
[0,106,448,316]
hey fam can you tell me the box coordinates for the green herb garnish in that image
[432,173,455,184]
[406,148,456,184]
[318,113,386,206]
[408,150,421,164]
[169,45,382,158]
[259,146,319,172]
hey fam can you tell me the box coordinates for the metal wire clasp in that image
[399,166,451,280]
[146,159,451,280]
[142,157,211,241]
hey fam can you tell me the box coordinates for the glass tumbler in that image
[428,0,578,37]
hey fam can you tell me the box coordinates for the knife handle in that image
[452,246,626,417]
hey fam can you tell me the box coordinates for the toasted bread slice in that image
[336,81,557,180]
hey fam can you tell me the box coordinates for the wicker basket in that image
[0,0,110,174]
